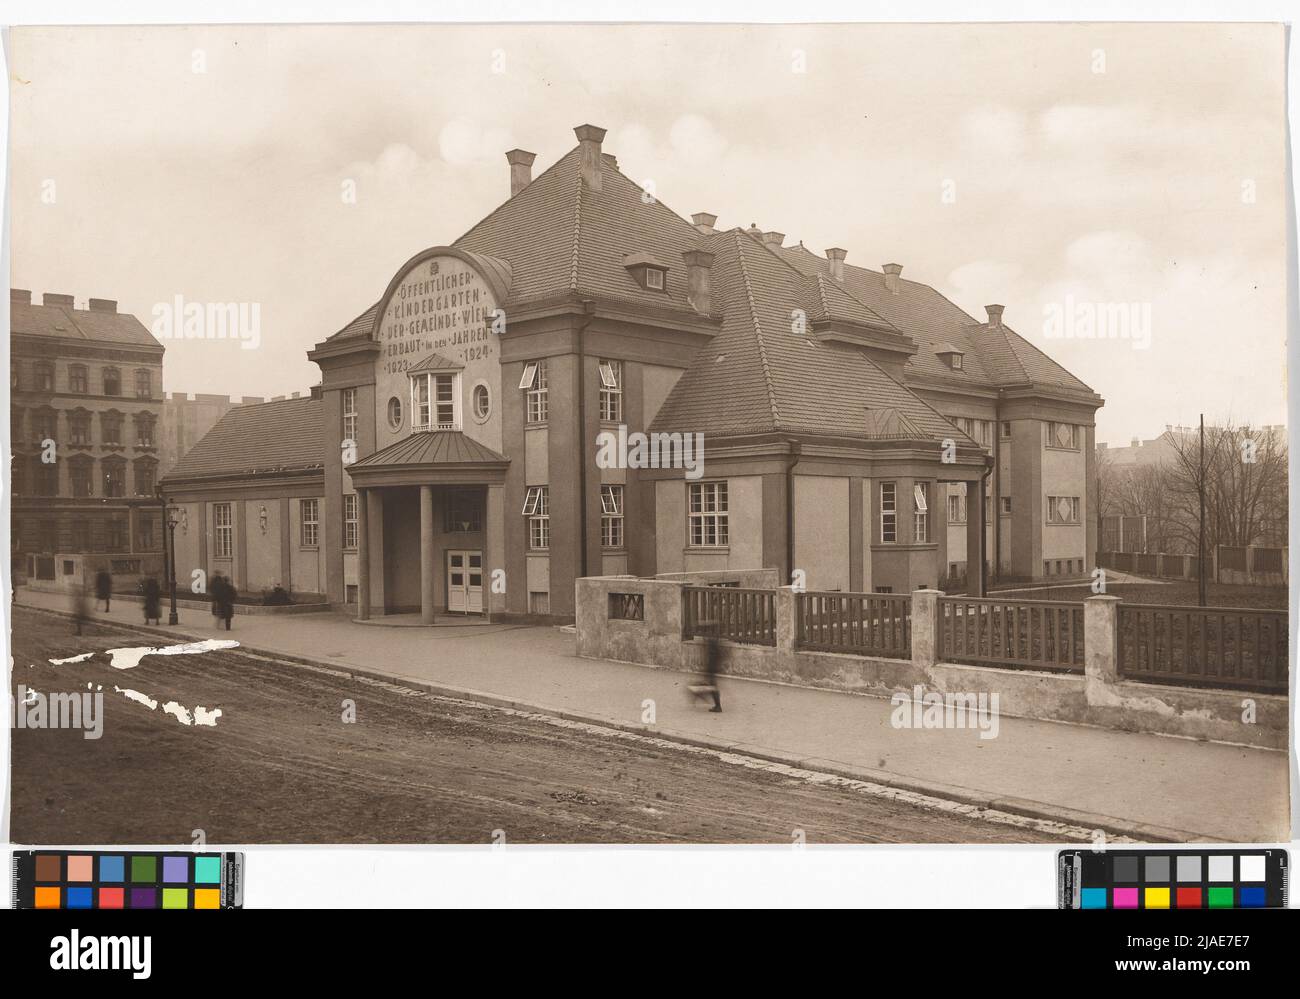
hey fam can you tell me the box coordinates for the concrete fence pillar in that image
[775,586,798,653]
[1084,594,1120,684]
[911,588,942,669]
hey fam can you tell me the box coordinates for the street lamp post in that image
[165,503,181,625]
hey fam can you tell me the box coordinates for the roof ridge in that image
[731,231,783,428]
[570,164,583,292]
[976,322,1031,384]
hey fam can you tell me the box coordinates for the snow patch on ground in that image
[106,639,239,670]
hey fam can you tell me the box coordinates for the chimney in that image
[825,247,847,282]
[682,250,715,316]
[10,289,31,305]
[505,148,536,198]
[883,262,903,294]
[43,293,75,306]
[762,231,785,249]
[985,304,1004,328]
[691,212,717,235]
[574,124,607,192]
[89,298,117,313]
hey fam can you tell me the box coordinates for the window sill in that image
[300,545,320,552]
[527,549,550,556]
[684,546,730,554]
[601,548,628,556]
[525,422,548,431]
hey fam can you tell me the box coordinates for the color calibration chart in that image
[12,851,244,909]
[1058,849,1287,909]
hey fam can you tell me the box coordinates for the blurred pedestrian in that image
[212,574,236,631]
[142,576,162,626]
[69,582,89,636]
[94,569,112,612]
[688,615,723,712]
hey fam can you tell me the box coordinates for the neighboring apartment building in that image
[161,124,1102,620]
[160,392,265,476]
[10,289,165,579]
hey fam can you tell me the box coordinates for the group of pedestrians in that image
[68,569,237,632]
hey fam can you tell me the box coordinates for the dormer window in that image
[623,252,669,292]
[407,353,463,432]
[934,341,964,371]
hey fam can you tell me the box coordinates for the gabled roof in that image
[351,431,508,469]
[11,300,161,350]
[650,228,975,447]
[967,320,1095,393]
[161,397,322,481]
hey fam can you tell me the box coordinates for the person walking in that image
[69,581,89,636]
[687,613,723,712]
[142,576,162,626]
[94,569,112,612]
[213,574,236,631]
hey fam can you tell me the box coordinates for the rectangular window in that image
[301,498,319,547]
[913,482,930,544]
[528,591,550,615]
[523,486,549,550]
[598,359,623,422]
[213,503,233,558]
[414,375,431,430]
[135,370,152,399]
[343,494,358,550]
[135,416,155,447]
[444,489,482,532]
[71,520,90,552]
[70,367,88,393]
[103,462,124,497]
[523,360,548,424]
[688,481,729,548]
[107,519,128,552]
[600,484,624,549]
[1045,421,1079,450]
[433,374,456,429]
[134,461,156,496]
[1046,495,1081,525]
[70,413,92,446]
[102,413,122,446]
[1000,421,1012,439]
[880,482,897,543]
[71,462,92,497]
[342,388,357,443]
[645,268,665,290]
[947,486,967,524]
[608,592,644,621]
[1000,496,1012,516]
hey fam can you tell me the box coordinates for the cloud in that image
[438,118,515,166]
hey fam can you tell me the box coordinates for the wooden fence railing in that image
[795,591,911,657]
[939,597,1085,673]
[1117,604,1288,694]
[682,586,776,647]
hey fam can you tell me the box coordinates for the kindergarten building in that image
[160,124,1102,621]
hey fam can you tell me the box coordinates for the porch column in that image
[420,484,435,624]
[356,489,370,621]
[967,479,985,596]
[485,482,506,621]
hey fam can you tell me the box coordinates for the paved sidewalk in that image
[13,588,1290,842]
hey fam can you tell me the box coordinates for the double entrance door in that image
[447,550,483,614]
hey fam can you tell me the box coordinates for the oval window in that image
[387,396,403,430]
[472,383,491,422]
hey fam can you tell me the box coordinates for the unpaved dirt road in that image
[10,607,1075,844]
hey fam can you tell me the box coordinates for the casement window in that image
[135,369,152,399]
[70,411,92,446]
[600,484,624,549]
[35,361,55,392]
[411,372,459,432]
[213,503,233,558]
[138,516,156,551]
[1044,421,1079,450]
[1000,496,1013,516]
[387,396,403,430]
[342,388,358,443]
[71,520,90,552]
[1000,421,1012,440]
[301,498,319,547]
[520,361,548,424]
[1046,495,1081,525]
[101,412,123,447]
[70,459,93,497]
[913,482,930,544]
[953,417,992,447]
[102,460,125,498]
[102,367,121,396]
[598,359,623,422]
[947,483,967,524]
[343,494,358,550]
[880,482,897,543]
[134,413,156,447]
[523,486,550,550]
[471,383,491,422]
[688,481,729,548]
[644,268,665,290]
[69,365,88,393]
[107,519,128,552]
[39,520,57,552]
[133,460,156,496]
[35,462,59,497]
[31,410,56,446]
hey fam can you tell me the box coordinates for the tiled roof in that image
[408,352,462,372]
[650,229,974,446]
[967,321,1095,393]
[11,301,161,349]
[351,431,508,468]
[161,397,323,481]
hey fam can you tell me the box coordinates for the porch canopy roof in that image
[347,431,509,488]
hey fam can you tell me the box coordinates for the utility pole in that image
[1197,413,1206,607]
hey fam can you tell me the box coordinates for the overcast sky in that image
[9,22,1287,444]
